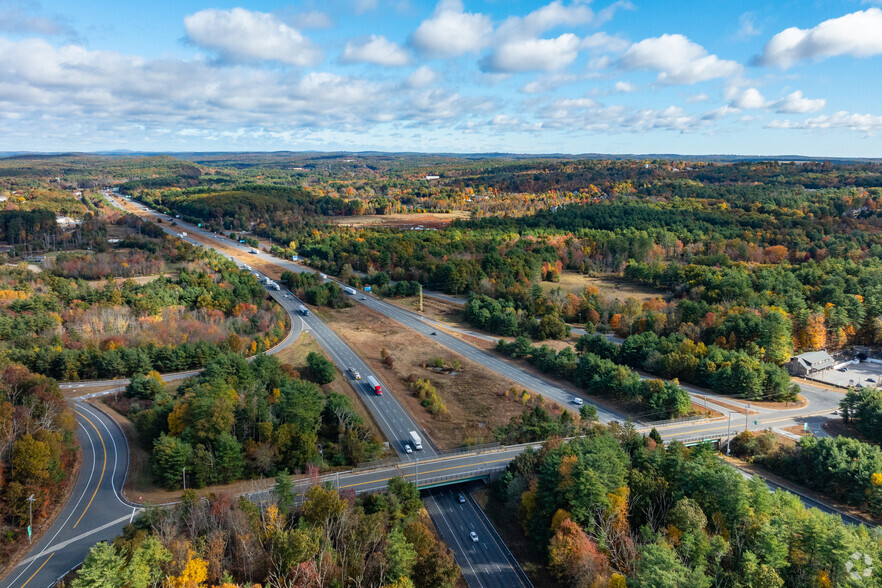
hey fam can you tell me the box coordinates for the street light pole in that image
[26,494,35,543]
[182,467,186,491]
[726,412,732,455]
[745,403,750,432]
[415,458,419,487]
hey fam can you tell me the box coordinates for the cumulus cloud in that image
[184,8,322,66]
[619,34,741,85]
[480,33,580,73]
[614,81,637,93]
[772,90,826,113]
[581,32,630,53]
[726,86,767,109]
[686,93,710,103]
[341,35,410,66]
[410,0,493,57]
[756,8,882,68]
[495,0,596,39]
[406,66,439,88]
[539,96,704,133]
[768,111,882,132]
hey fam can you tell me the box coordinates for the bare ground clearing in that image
[315,304,539,449]
[327,212,470,229]
[540,271,670,302]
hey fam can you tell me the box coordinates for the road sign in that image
[804,422,809,432]
[27,525,31,539]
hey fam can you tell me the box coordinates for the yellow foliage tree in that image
[166,552,208,588]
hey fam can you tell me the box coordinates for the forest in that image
[495,425,882,588]
[67,477,460,588]
[0,241,287,380]
[117,351,383,489]
[0,363,78,560]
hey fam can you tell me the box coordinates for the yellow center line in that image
[339,457,514,489]
[20,553,54,588]
[662,409,835,438]
[73,411,107,529]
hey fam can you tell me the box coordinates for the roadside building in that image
[788,350,835,376]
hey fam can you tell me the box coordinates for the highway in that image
[0,401,136,588]
[423,484,532,588]
[78,192,860,586]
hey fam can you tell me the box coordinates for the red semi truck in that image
[367,375,382,395]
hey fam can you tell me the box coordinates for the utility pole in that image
[745,403,750,432]
[415,458,419,487]
[182,467,186,492]
[726,412,732,455]
[26,494,35,543]
[418,284,423,313]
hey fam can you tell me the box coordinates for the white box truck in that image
[408,431,423,451]
[298,305,309,316]
[344,287,356,295]
[367,375,382,395]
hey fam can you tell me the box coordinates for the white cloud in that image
[480,33,580,73]
[0,4,74,37]
[354,0,379,15]
[619,34,742,85]
[184,8,322,66]
[580,32,629,53]
[726,86,766,109]
[614,81,636,93]
[410,0,493,57]
[768,111,882,132]
[519,73,579,94]
[735,13,760,39]
[756,8,882,68]
[702,105,741,121]
[772,90,825,114]
[686,93,710,103]
[539,96,704,133]
[341,35,410,66]
[495,0,596,39]
[406,66,439,88]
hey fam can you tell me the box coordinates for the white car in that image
[469,531,479,542]
[572,396,583,405]
[403,443,413,454]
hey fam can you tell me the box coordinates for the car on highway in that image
[572,396,583,405]
[469,531,479,542]
[431,331,437,335]
[403,443,413,454]
[833,409,840,415]
[360,296,367,300]
[457,493,466,503]
[348,367,361,380]
[839,367,848,372]
[869,378,877,383]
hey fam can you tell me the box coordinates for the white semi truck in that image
[408,431,423,451]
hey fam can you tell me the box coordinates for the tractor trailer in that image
[367,375,382,395]
[298,305,309,316]
[408,431,423,451]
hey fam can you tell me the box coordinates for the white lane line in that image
[16,513,135,567]
[76,403,129,508]
[426,493,485,588]
[7,413,99,583]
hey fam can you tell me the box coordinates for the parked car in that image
[457,493,466,504]
[469,531,479,542]
[403,443,413,454]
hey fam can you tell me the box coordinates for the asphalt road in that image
[1,401,136,588]
[423,484,533,588]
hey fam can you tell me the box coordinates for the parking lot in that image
[811,361,882,388]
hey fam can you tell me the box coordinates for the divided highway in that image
[103,194,530,586]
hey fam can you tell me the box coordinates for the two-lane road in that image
[1,401,135,588]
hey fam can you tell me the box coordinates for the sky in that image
[2,0,882,156]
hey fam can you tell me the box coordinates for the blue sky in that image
[2,0,882,156]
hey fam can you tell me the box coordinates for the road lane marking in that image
[18,554,53,588]
[17,513,135,567]
[72,411,107,529]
